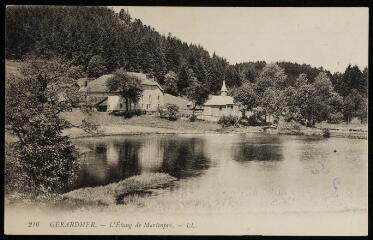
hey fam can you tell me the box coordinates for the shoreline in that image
[65,124,367,140]
[59,111,367,140]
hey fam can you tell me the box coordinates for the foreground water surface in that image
[73,133,367,214]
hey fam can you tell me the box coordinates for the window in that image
[158,95,160,102]
[231,105,233,109]
[84,81,88,87]
[119,103,122,108]
[219,106,222,111]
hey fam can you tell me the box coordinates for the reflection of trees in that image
[112,140,142,180]
[234,143,283,162]
[73,136,211,189]
[161,138,210,179]
[73,140,142,189]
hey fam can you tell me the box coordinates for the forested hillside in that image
[5,6,234,95]
[5,6,367,101]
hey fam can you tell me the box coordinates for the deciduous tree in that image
[233,83,258,118]
[5,58,81,198]
[185,78,209,120]
[106,70,143,111]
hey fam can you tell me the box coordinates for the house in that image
[78,72,164,112]
[200,80,241,121]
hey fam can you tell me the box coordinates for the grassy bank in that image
[62,173,177,206]
[60,110,221,138]
[60,110,367,139]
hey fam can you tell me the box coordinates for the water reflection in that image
[74,140,142,189]
[233,135,283,162]
[71,133,367,214]
[72,135,210,189]
[161,138,210,178]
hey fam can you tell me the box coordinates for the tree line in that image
[6,6,234,95]
[6,5,368,125]
[232,63,367,126]
[6,6,367,98]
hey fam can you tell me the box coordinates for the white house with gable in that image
[78,72,164,112]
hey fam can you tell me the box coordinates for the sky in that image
[111,7,368,73]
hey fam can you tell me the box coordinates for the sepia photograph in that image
[4,5,369,236]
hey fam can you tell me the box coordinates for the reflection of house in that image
[201,80,241,121]
[138,136,164,172]
[106,142,119,166]
[78,72,164,112]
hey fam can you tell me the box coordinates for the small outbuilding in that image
[201,80,241,121]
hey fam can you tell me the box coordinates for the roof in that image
[203,95,234,106]
[164,94,189,109]
[96,97,108,106]
[79,72,163,93]
[79,74,114,92]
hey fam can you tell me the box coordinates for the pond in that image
[72,133,367,214]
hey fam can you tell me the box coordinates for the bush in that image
[189,114,197,122]
[112,109,145,118]
[238,117,250,126]
[5,137,79,199]
[277,120,304,135]
[322,128,331,137]
[133,109,146,116]
[159,104,179,121]
[218,115,240,127]
[81,119,99,134]
[166,104,179,121]
[247,114,264,126]
[327,112,344,124]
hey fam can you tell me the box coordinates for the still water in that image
[73,133,367,214]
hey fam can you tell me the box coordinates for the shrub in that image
[112,109,145,118]
[123,111,133,118]
[133,109,145,116]
[238,117,250,126]
[166,104,179,121]
[218,115,240,127]
[277,120,304,135]
[245,108,267,126]
[81,119,99,134]
[327,112,344,124]
[189,114,197,122]
[159,104,179,121]
[322,128,331,137]
[247,114,263,126]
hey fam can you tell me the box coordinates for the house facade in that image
[200,80,241,121]
[78,72,164,112]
